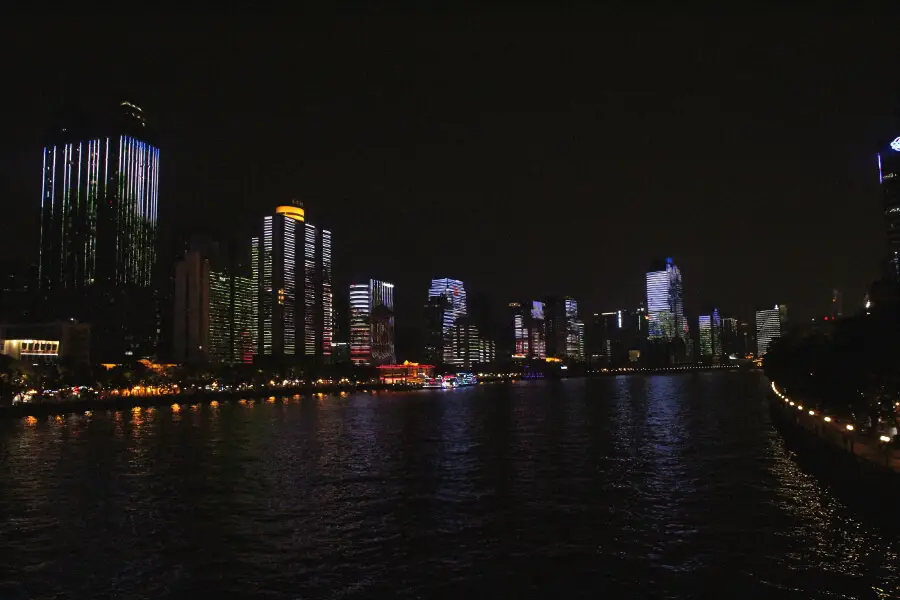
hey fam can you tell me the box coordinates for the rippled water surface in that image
[1,373,898,599]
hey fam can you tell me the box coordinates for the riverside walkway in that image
[770,381,900,474]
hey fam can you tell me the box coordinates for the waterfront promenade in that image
[770,381,900,474]
[0,365,743,420]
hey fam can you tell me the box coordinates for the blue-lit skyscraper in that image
[428,278,467,331]
[40,101,159,292]
[38,100,160,360]
[646,258,688,343]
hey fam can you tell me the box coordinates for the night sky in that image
[2,11,899,327]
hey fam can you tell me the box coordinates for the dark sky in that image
[2,10,898,325]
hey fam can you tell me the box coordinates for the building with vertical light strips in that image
[564,297,585,361]
[38,100,160,360]
[349,279,395,365]
[252,201,333,364]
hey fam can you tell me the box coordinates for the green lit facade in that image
[37,101,160,361]
[40,115,159,291]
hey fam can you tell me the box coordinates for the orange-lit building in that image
[377,361,435,384]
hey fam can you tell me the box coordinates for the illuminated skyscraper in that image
[445,317,481,369]
[250,237,259,358]
[510,301,529,358]
[40,101,158,292]
[755,305,787,356]
[697,308,723,363]
[173,250,253,364]
[233,274,254,364]
[252,201,333,362]
[349,279,395,365]
[428,278,467,331]
[208,271,231,362]
[721,317,743,358]
[646,258,688,343]
[530,301,546,359]
[509,300,547,360]
[321,230,333,359]
[349,283,370,364]
[39,100,160,360]
[564,297,585,361]
[445,315,495,369]
[879,134,900,281]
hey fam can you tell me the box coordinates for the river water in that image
[0,372,897,599]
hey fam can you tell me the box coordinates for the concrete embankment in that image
[769,381,900,477]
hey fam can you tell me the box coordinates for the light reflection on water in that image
[0,373,897,599]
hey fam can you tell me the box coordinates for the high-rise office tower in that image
[879,134,900,281]
[510,301,529,358]
[721,317,741,358]
[428,278,467,331]
[173,251,209,364]
[40,101,158,292]
[529,301,546,359]
[349,279,395,365]
[39,100,160,360]
[424,294,451,364]
[509,300,547,360]
[173,249,255,365]
[697,308,723,363]
[252,201,333,363]
[588,307,648,367]
[564,297,585,361]
[755,304,787,356]
[233,274,254,364]
[444,316,481,370]
[646,258,688,342]
[543,296,567,358]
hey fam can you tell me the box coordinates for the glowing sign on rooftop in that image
[891,136,900,152]
[275,205,305,222]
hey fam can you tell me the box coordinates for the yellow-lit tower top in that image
[275,199,305,222]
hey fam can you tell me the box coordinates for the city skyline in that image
[1,13,895,325]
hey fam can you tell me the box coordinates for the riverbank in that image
[587,364,743,376]
[0,380,470,419]
[1,367,748,420]
[769,381,900,477]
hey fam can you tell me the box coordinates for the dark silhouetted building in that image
[879,134,900,281]
[424,294,451,365]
